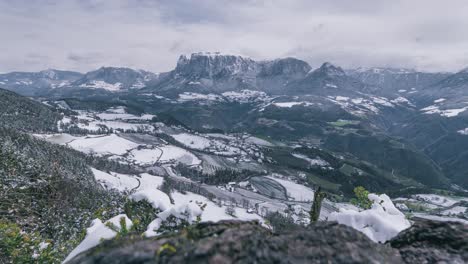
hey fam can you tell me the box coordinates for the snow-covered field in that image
[92,169,164,192]
[272,102,311,108]
[159,145,201,165]
[178,92,223,102]
[79,80,122,91]
[172,133,212,149]
[68,134,139,155]
[267,176,315,202]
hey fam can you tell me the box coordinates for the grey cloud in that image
[1,0,468,73]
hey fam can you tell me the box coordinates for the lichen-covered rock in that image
[389,218,468,264]
[67,220,402,264]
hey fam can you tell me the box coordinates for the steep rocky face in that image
[255,58,312,94]
[389,218,468,263]
[147,53,314,96]
[175,52,258,78]
[435,68,468,88]
[286,62,373,96]
[258,58,311,78]
[314,62,347,77]
[68,220,403,263]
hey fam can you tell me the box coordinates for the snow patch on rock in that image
[328,193,411,242]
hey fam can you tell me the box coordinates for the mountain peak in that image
[258,57,311,77]
[314,62,346,77]
[458,67,468,74]
[39,69,59,79]
[175,52,257,78]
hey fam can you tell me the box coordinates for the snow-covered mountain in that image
[175,52,258,78]
[143,52,312,96]
[0,69,83,96]
[0,67,161,96]
[347,67,450,96]
[71,67,160,91]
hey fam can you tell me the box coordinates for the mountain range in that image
[2,52,468,191]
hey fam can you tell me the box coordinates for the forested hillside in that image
[0,90,124,262]
[0,88,62,132]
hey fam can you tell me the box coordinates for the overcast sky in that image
[1,0,468,73]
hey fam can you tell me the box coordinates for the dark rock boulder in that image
[67,220,402,264]
[389,218,468,264]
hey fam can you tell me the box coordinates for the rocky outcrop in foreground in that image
[389,218,468,264]
[68,219,467,264]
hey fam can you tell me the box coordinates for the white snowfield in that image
[68,134,139,156]
[434,98,446,103]
[171,133,241,155]
[128,148,163,165]
[391,96,413,106]
[63,214,133,263]
[172,133,212,149]
[222,90,269,103]
[128,145,201,166]
[328,193,411,243]
[421,104,468,117]
[77,120,154,132]
[61,107,154,132]
[92,169,164,192]
[267,176,315,202]
[40,131,202,167]
[159,145,201,165]
[272,101,314,108]
[136,190,263,237]
[33,133,79,144]
[326,96,380,116]
[79,80,122,91]
[89,167,264,242]
[178,92,223,102]
[96,111,155,121]
[458,128,468,135]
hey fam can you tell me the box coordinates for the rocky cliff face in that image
[146,53,315,96]
[175,52,258,78]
